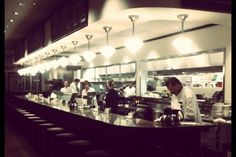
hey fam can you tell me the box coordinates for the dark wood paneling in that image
[26,24,44,53]
[51,0,88,42]
[71,0,88,31]
[181,0,231,13]
[14,40,25,62]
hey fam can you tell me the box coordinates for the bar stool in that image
[41,127,66,157]
[25,116,41,142]
[49,132,78,157]
[66,139,94,157]
[20,113,36,138]
[28,119,47,145]
[35,123,55,153]
[85,149,119,157]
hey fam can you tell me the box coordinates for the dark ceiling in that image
[4,0,65,51]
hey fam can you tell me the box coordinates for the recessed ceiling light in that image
[9,19,14,22]
[13,11,19,15]
[18,2,24,6]
[6,25,9,28]
[32,2,37,6]
[4,30,7,33]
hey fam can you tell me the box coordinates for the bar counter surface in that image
[10,95,217,157]
[14,95,215,129]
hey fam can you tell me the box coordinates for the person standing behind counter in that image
[165,77,202,123]
[124,81,136,97]
[70,79,80,93]
[105,79,119,114]
[60,81,72,94]
[81,80,97,106]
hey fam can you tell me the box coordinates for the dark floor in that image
[5,121,43,157]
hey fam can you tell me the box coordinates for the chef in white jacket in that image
[70,79,80,93]
[60,81,72,94]
[81,80,97,106]
[165,77,202,123]
[124,82,136,97]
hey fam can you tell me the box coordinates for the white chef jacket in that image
[171,86,202,123]
[60,87,72,94]
[81,87,97,106]
[124,86,136,97]
[70,82,80,93]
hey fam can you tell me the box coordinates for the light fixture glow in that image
[45,60,56,71]
[52,60,60,69]
[13,12,19,15]
[68,54,81,65]
[58,56,69,68]
[172,14,193,54]
[100,26,116,59]
[124,37,143,54]
[17,69,24,76]
[82,35,96,62]
[82,50,96,63]
[9,19,14,22]
[173,35,193,54]
[100,45,115,59]
[69,41,81,65]
[124,15,143,54]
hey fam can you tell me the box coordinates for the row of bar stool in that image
[10,107,118,157]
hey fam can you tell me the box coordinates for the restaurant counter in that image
[10,95,216,157]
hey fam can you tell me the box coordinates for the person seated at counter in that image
[70,78,80,93]
[105,79,119,114]
[165,77,202,123]
[81,80,97,106]
[60,81,72,94]
[124,81,136,97]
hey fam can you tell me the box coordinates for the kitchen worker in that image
[165,77,202,123]
[60,81,72,94]
[124,81,136,97]
[81,80,97,106]
[105,79,119,114]
[70,78,80,93]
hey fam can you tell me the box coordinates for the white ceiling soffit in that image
[60,7,231,50]
[24,7,231,61]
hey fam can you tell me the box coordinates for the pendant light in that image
[100,26,116,59]
[172,14,193,54]
[58,45,69,68]
[51,49,60,69]
[81,35,96,63]
[68,41,81,65]
[124,15,143,54]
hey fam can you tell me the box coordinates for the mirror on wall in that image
[140,48,225,99]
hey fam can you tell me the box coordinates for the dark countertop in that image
[16,95,216,129]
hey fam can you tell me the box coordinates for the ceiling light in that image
[100,26,116,59]
[68,41,81,65]
[9,19,14,22]
[81,35,96,63]
[124,15,143,54]
[51,49,59,69]
[172,14,193,54]
[32,2,37,6]
[58,46,69,68]
[13,12,19,15]
[58,57,69,68]
[68,54,81,65]
[18,2,24,6]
